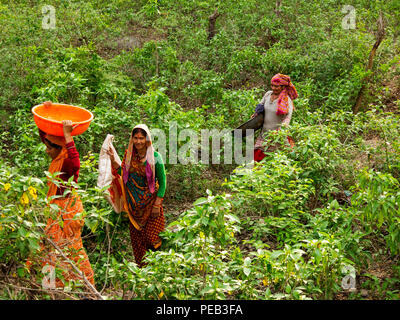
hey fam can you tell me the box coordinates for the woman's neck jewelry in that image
[137,153,146,160]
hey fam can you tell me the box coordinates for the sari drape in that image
[115,153,165,267]
[42,195,95,287]
[28,140,95,288]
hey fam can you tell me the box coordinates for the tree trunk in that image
[275,0,282,16]
[207,9,220,41]
[353,12,386,114]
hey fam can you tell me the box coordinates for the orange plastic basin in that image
[32,103,94,137]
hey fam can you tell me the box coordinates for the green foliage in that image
[351,169,400,256]
[225,153,314,217]
[1,0,399,301]
[0,159,114,291]
[31,44,105,106]
[0,163,45,264]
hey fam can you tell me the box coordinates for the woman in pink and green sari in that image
[108,124,166,267]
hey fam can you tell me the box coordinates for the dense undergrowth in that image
[0,0,399,300]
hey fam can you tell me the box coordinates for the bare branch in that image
[275,0,282,16]
[42,234,104,300]
[353,12,386,114]
[207,9,220,41]
[23,218,105,300]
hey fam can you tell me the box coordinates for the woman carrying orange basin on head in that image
[28,118,95,288]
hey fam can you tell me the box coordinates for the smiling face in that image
[132,130,147,153]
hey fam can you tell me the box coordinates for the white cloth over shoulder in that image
[98,134,123,212]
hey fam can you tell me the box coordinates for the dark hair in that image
[132,128,147,138]
[44,138,62,149]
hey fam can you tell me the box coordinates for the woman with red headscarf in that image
[252,73,298,161]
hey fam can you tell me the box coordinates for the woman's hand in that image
[154,197,163,206]
[106,147,119,170]
[251,112,258,119]
[62,120,77,144]
[151,197,163,216]
[106,147,115,161]
[151,205,160,216]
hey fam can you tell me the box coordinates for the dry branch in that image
[24,220,105,300]
[275,0,282,16]
[207,9,220,41]
[42,235,104,300]
[353,12,386,114]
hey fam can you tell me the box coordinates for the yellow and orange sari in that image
[29,137,94,288]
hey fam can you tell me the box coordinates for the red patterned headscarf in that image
[271,74,298,115]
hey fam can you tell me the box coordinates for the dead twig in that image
[275,0,282,16]
[0,280,79,300]
[100,223,112,294]
[24,220,104,300]
[353,12,386,114]
[42,235,104,300]
[207,9,220,41]
[100,213,121,294]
